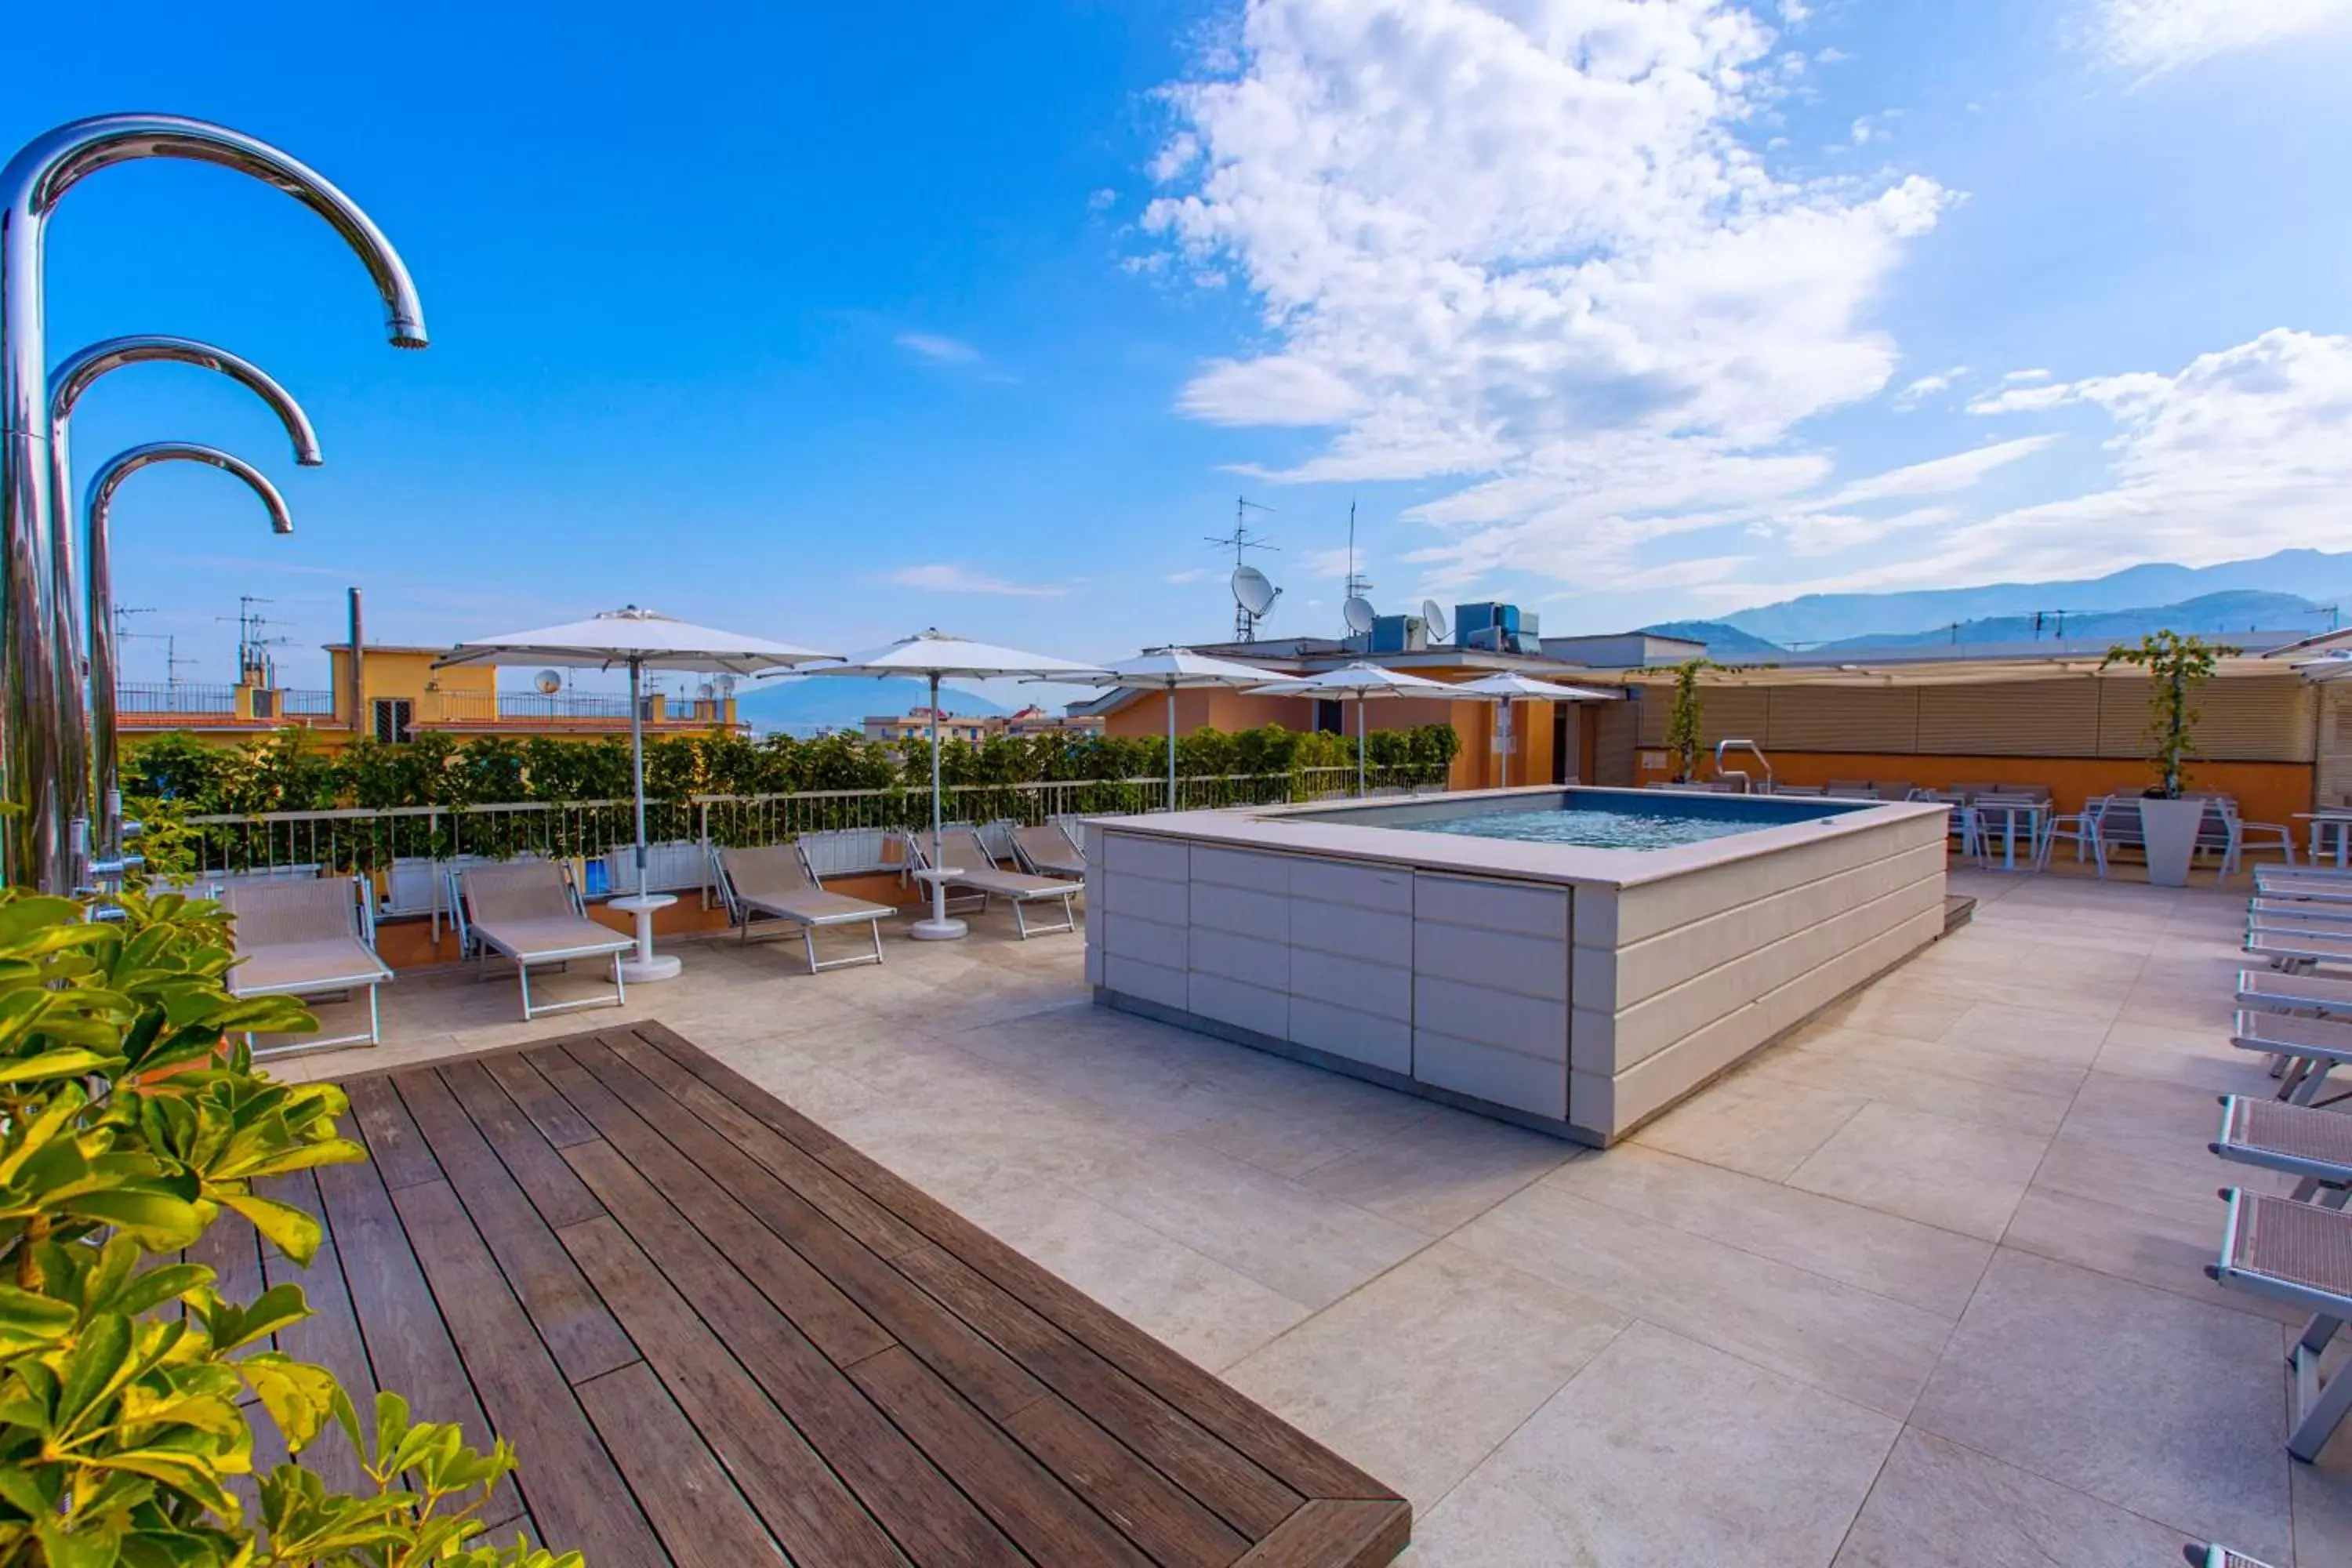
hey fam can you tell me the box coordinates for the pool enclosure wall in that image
[1084,786,1951,1145]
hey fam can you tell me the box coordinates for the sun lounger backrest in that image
[225,876,362,951]
[1014,823,1081,866]
[719,844,817,902]
[947,826,1004,870]
[462,862,579,924]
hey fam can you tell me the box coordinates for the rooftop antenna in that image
[1342,496,1373,604]
[220,593,291,687]
[1208,495,1280,641]
[2028,608,2071,641]
[2308,604,2343,633]
[111,604,155,644]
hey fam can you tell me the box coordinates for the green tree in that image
[1662,658,1713,782]
[2101,630,2240,798]
[0,890,579,1567]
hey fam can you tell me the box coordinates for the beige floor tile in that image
[1410,1322,1896,1568]
[2292,1442,2352,1568]
[1455,1178,1955,1417]
[1815,983,1980,1043]
[1893,966,2131,1022]
[1629,1074,1868,1181]
[1545,1143,1992,1317]
[1937,1000,2115,1064]
[1298,1106,1573,1236]
[952,1175,1312,1371]
[2055,1069,2249,1175]
[1076,1138,1432,1310]
[1222,1242,1627,1512]
[2094,1018,2281,1097]
[1788,1102,2049,1242]
[1832,1428,2198,1567]
[1910,1249,2292,1560]
[1790,1023,2092,1102]
[1189,1069,1443,1180]
[2002,1181,2300,1324]
[1746,1037,2074,1136]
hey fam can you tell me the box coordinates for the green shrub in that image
[0,890,577,1567]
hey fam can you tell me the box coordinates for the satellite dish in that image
[712,673,738,696]
[1343,597,1377,636]
[1232,565,1279,617]
[697,681,716,700]
[1422,600,1451,643]
[532,669,563,695]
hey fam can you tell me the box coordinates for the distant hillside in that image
[1724,548,2352,645]
[1818,590,2318,652]
[733,676,1008,735]
[1640,620,1786,659]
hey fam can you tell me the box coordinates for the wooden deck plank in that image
[848,1344,1155,1568]
[438,1057,606,1228]
[524,1044,897,1368]
[564,1217,913,1568]
[624,1022,1392,1507]
[1233,1501,1413,1568]
[314,1150,523,1528]
[391,1066,637,1383]
[318,1024,1410,1567]
[573,1359,791,1568]
[387,1177,665,1563]
[557,1149,1024,1566]
[566,1033,1047,1421]
[255,1170,375,1497]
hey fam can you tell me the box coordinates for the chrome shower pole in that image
[48,336,319,887]
[0,112,426,890]
[83,442,292,869]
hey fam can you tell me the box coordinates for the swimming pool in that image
[1307,787,1866,851]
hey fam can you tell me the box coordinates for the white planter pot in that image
[2140,796,2206,887]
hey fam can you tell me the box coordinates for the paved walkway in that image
[274,867,2352,1564]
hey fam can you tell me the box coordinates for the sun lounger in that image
[2230,1008,2352,1105]
[2184,1546,2283,1568]
[2256,867,2352,901]
[2211,1094,2352,1203]
[2238,967,2352,1015]
[2249,897,2352,927]
[712,843,890,973]
[223,874,394,1055]
[1010,822,1084,880]
[2245,922,2352,970]
[903,827,1080,938]
[2207,1189,2352,1461]
[457,861,632,1020]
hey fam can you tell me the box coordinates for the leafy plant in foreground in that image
[0,889,580,1567]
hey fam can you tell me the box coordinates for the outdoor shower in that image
[49,336,321,884]
[0,113,427,891]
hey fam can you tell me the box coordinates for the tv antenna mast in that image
[1342,498,1375,622]
[111,604,155,644]
[1208,495,1280,641]
[220,594,290,687]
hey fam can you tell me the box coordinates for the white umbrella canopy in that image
[437,606,837,980]
[1059,648,1285,808]
[1247,662,1457,796]
[1448,673,1619,787]
[798,630,1108,938]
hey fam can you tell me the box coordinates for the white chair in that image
[2220,800,2298,876]
[2036,796,2110,877]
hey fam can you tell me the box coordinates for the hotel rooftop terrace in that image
[263,860,2351,1566]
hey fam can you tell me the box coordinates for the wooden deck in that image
[244,1021,1409,1565]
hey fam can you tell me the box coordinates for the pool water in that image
[1416,805,1787,851]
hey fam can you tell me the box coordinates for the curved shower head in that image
[2,113,428,347]
[50,335,322,465]
[85,441,292,535]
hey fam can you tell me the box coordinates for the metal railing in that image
[419,690,641,724]
[169,764,1448,887]
[116,681,238,714]
[278,688,338,716]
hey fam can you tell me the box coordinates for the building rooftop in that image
[269,864,2350,1564]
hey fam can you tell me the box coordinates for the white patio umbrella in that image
[797,630,1106,939]
[1248,661,1457,797]
[1057,648,1283,810]
[437,606,836,980]
[1450,673,1619,788]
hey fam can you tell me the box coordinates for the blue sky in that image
[10,0,2352,694]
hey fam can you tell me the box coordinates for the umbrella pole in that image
[612,653,681,982]
[1357,693,1367,797]
[910,669,967,940]
[1167,684,1178,811]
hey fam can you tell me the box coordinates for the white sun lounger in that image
[712,843,891,973]
[2211,1094,2352,1203]
[2245,922,2352,970]
[903,827,1080,938]
[2249,897,2352,927]
[223,874,394,1056]
[2237,967,2352,1016]
[457,862,632,1021]
[2230,1008,2352,1105]
[2209,1189,2352,1461]
[2184,1546,2283,1568]
[1010,822,1085,880]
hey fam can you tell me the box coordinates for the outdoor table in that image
[909,866,968,941]
[2298,811,2352,869]
[1975,800,2050,872]
[609,891,682,982]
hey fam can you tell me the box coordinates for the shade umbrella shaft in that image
[1167,684,1178,810]
[930,671,944,907]
[630,656,648,896]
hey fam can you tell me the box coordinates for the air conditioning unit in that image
[1370,615,1428,654]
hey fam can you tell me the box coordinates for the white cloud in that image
[1087,187,1120,211]
[1755,328,2352,593]
[887,563,1067,597]
[2002,367,2051,383]
[1145,0,1951,588]
[1161,568,1210,585]
[895,332,981,365]
[2098,0,2352,78]
[1816,435,2059,505]
[1892,365,1967,408]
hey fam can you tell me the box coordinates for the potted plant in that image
[2101,630,2238,887]
[1663,657,1713,782]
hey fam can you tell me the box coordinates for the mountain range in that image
[731,676,1010,735]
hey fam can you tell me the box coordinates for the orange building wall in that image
[1632,749,2316,825]
[1101,688,1568,793]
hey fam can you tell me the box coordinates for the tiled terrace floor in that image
[274,866,2352,1565]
